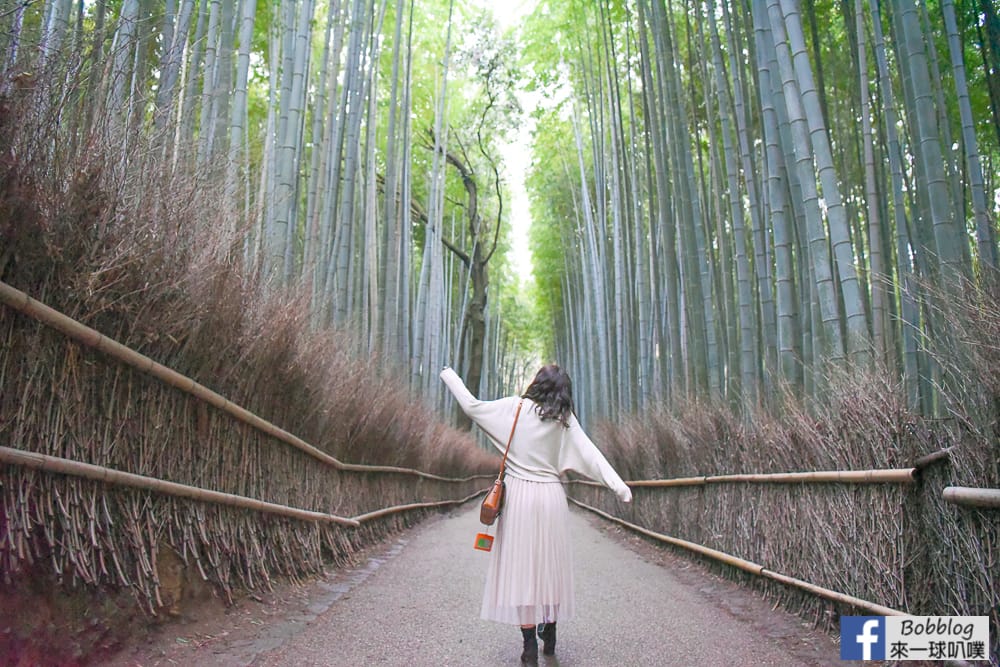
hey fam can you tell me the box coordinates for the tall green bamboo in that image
[892,0,966,279]
[764,0,844,365]
[854,0,890,364]
[752,0,801,388]
[941,0,997,270]
[709,13,757,403]
[777,0,871,365]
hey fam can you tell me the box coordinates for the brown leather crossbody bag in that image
[479,399,523,526]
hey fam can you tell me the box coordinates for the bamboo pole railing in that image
[0,280,491,484]
[913,447,953,469]
[0,446,361,527]
[943,486,1000,509]
[351,489,486,523]
[0,446,486,525]
[568,497,906,617]
[568,467,917,488]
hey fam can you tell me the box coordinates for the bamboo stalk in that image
[912,447,953,469]
[568,497,906,617]
[0,280,489,484]
[761,569,906,616]
[569,476,708,488]
[2,445,486,528]
[568,497,765,575]
[942,486,1000,509]
[705,469,915,484]
[568,468,915,487]
[627,476,709,487]
[0,445,361,527]
[352,489,486,523]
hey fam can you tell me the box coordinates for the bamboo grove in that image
[523,0,999,422]
[3,0,999,416]
[0,0,541,409]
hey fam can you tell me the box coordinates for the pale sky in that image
[499,111,537,282]
[484,0,540,283]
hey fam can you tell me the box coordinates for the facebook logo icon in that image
[841,616,886,660]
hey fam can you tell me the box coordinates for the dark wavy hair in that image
[521,364,575,427]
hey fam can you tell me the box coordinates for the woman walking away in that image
[440,364,632,664]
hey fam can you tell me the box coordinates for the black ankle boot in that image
[537,622,556,655]
[520,626,538,664]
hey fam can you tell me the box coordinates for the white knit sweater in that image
[440,368,632,502]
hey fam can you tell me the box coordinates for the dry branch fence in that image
[570,409,999,663]
[570,463,932,618]
[0,278,496,629]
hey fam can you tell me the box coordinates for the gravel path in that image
[246,503,850,666]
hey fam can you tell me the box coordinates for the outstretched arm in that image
[439,367,512,452]
[440,367,477,410]
[559,418,632,502]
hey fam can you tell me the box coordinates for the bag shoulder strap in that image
[498,399,524,478]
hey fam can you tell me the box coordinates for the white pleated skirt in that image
[480,476,575,625]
